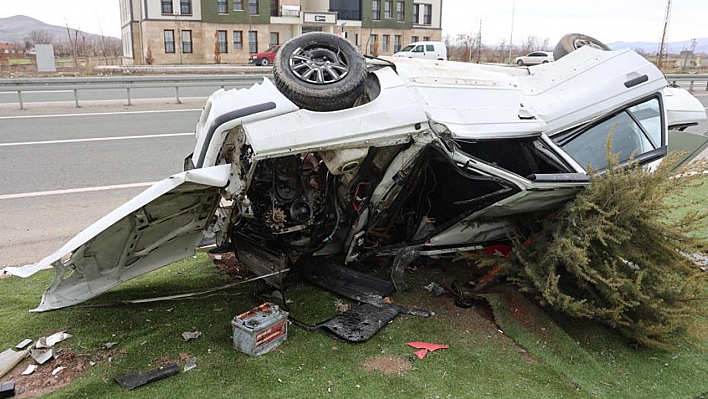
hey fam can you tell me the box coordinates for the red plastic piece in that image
[413,349,428,359]
[407,342,449,352]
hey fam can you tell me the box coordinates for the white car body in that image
[8,46,705,312]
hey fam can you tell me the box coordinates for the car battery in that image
[232,302,288,356]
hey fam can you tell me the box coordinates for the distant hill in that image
[608,38,708,54]
[0,15,118,46]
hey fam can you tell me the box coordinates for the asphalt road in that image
[0,106,201,267]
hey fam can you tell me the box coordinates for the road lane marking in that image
[0,132,193,147]
[0,108,202,120]
[0,182,157,200]
[0,96,209,108]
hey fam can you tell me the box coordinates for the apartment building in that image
[119,0,442,64]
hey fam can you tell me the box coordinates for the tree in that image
[23,30,54,51]
[478,149,708,349]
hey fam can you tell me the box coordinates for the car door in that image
[5,164,232,312]
[551,95,666,171]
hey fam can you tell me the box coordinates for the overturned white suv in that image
[10,33,706,312]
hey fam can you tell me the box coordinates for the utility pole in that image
[656,0,672,69]
[507,1,516,64]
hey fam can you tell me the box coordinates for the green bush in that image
[484,150,708,350]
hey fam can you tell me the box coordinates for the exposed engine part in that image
[289,200,313,224]
[265,207,287,230]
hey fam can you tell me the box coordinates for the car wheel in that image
[259,57,269,66]
[516,59,524,66]
[273,32,367,112]
[553,33,610,61]
[542,60,549,64]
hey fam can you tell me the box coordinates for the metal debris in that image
[424,282,446,297]
[0,381,15,399]
[51,366,66,376]
[15,339,32,350]
[29,348,55,365]
[102,342,118,350]
[0,348,30,380]
[184,357,197,372]
[21,364,37,376]
[181,331,202,341]
[36,332,72,348]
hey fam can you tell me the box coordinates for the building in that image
[119,0,442,64]
[0,43,25,59]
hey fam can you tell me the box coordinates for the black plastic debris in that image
[115,363,179,390]
[322,303,400,342]
[0,381,15,399]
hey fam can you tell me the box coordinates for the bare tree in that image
[497,39,508,63]
[23,30,54,51]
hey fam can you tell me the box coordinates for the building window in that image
[423,4,432,25]
[271,0,279,16]
[355,33,360,46]
[269,32,279,46]
[181,30,193,53]
[384,1,392,19]
[162,0,173,14]
[411,35,419,43]
[164,30,175,53]
[180,0,192,14]
[234,0,243,11]
[218,30,227,53]
[233,31,243,50]
[394,35,401,52]
[396,2,404,21]
[372,1,380,20]
[413,4,419,23]
[217,0,227,13]
[249,31,258,53]
[382,35,390,52]
[369,34,378,55]
[423,36,430,41]
[249,0,258,14]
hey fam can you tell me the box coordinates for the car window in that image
[426,44,434,51]
[413,45,423,52]
[556,98,662,170]
[530,52,541,57]
[400,44,415,52]
[627,99,661,147]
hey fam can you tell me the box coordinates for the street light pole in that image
[507,0,516,64]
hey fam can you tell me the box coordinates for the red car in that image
[249,44,282,66]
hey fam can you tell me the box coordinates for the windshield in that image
[399,44,415,52]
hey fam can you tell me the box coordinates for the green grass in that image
[2,176,708,398]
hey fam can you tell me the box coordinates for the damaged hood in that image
[5,164,231,312]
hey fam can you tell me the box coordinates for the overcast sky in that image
[0,0,705,44]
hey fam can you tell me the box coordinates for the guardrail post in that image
[73,89,80,108]
[175,86,181,104]
[17,91,24,110]
[689,80,695,92]
[126,87,132,106]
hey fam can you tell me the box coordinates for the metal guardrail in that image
[0,72,704,111]
[665,74,708,92]
[0,74,272,110]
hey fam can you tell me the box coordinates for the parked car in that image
[249,44,282,66]
[514,51,554,66]
[393,41,447,61]
[9,33,705,314]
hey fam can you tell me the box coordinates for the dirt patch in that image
[209,252,255,281]
[361,356,412,376]
[2,350,86,398]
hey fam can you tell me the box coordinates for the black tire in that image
[259,57,269,66]
[273,32,367,112]
[516,59,524,66]
[553,33,610,61]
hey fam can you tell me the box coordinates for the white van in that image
[393,41,447,61]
